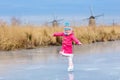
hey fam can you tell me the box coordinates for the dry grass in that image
[0,24,120,50]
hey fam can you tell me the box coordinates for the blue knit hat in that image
[64,22,72,31]
[64,22,70,27]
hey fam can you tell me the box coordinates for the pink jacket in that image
[53,32,81,54]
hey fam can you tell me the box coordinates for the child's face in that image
[64,30,72,35]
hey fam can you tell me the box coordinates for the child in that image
[53,22,82,71]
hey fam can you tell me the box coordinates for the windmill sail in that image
[90,6,94,16]
[94,14,104,18]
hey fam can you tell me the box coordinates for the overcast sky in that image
[0,0,120,25]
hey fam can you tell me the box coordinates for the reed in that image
[0,25,120,50]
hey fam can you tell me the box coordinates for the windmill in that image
[112,19,118,26]
[83,7,104,26]
[49,16,63,27]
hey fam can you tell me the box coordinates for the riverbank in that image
[0,25,120,50]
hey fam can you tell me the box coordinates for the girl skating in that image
[53,22,82,71]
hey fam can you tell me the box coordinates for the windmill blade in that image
[53,15,57,20]
[94,14,104,18]
[89,6,94,16]
[48,20,57,23]
[56,19,64,22]
[82,18,90,21]
[48,21,53,23]
[48,15,58,23]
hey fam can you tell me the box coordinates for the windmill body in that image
[52,20,58,27]
[89,16,96,26]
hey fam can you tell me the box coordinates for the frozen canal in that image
[0,41,120,80]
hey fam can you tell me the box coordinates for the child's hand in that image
[51,34,54,36]
[78,42,82,45]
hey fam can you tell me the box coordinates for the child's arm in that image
[71,35,82,45]
[53,32,64,37]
